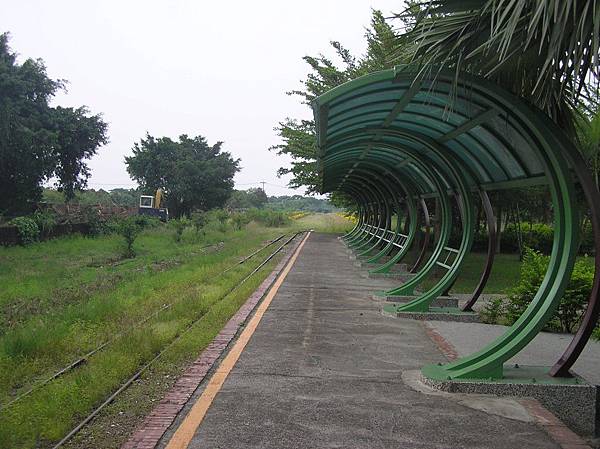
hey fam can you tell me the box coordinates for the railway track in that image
[0,233,293,416]
[43,231,304,449]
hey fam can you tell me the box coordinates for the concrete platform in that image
[421,365,598,436]
[157,233,589,449]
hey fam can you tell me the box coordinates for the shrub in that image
[504,248,593,333]
[116,217,142,257]
[169,217,192,242]
[480,297,505,324]
[471,221,594,255]
[32,209,57,238]
[191,211,207,236]
[133,215,160,229]
[230,212,250,230]
[246,209,290,227]
[207,209,229,232]
[83,207,106,236]
[10,217,40,245]
[554,260,594,333]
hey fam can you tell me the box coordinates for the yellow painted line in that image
[165,231,311,449]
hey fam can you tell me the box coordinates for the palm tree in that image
[394,0,600,136]
[578,104,600,187]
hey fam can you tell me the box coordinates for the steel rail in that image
[0,234,287,412]
[50,231,305,449]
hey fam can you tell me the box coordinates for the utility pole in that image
[260,181,266,193]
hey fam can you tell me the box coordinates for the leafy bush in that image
[503,248,593,333]
[230,212,250,230]
[472,221,594,255]
[480,297,505,324]
[169,217,192,242]
[10,217,40,245]
[246,209,290,227]
[133,215,160,229]
[32,210,57,238]
[83,207,107,236]
[207,209,230,232]
[116,217,142,257]
[191,211,207,236]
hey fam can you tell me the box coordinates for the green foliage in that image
[247,209,290,227]
[115,217,142,258]
[266,195,340,213]
[577,103,600,187]
[230,212,250,230]
[480,297,505,325]
[472,221,594,255]
[125,134,240,218]
[402,0,600,135]
[132,214,160,229]
[504,249,553,324]
[271,10,405,194]
[9,217,39,245]
[83,207,107,237]
[0,220,289,448]
[502,222,555,254]
[42,187,140,207]
[503,249,593,333]
[169,217,192,242]
[206,209,230,232]
[32,209,56,238]
[0,34,108,215]
[191,211,208,236]
[226,188,268,209]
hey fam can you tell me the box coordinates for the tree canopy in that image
[226,188,268,210]
[125,134,240,217]
[0,33,108,215]
[270,9,413,194]
[398,0,600,136]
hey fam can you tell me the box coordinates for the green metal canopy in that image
[313,65,600,382]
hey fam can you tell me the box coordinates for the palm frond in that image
[394,0,600,136]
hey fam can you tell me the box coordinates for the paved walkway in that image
[428,321,600,385]
[160,233,562,449]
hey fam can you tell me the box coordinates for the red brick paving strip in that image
[421,321,592,449]
[121,236,304,449]
[421,321,459,361]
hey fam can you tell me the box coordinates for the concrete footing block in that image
[421,366,599,437]
[378,295,458,308]
[353,259,407,269]
[368,271,414,281]
[392,309,480,323]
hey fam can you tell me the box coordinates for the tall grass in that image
[293,212,354,234]
[0,219,291,448]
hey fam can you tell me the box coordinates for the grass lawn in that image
[421,252,523,294]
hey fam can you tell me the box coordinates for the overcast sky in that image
[2,0,401,196]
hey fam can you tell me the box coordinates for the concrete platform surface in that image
[427,321,600,385]
[160,233,568,449]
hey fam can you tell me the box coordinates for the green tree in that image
[125,134,239,217]
[109,188,139,206]
[271,10,408,194]
[577,104,600,187]
[0,33,108,215]
[226,188,268,209]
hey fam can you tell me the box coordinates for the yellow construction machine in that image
[138,188,169,221]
